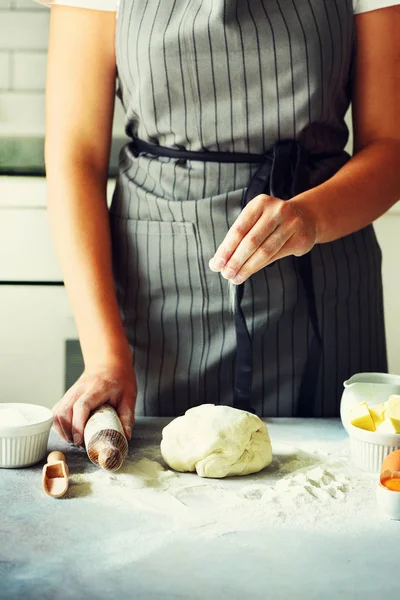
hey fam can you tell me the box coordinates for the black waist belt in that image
[131,138,331,414]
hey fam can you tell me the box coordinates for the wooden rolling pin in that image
[84,404,128,471]
[42,451,69,498]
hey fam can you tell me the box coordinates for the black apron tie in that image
[130,137,327,414]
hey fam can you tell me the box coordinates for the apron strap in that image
[131,137,265,164]
[232,140,321,413]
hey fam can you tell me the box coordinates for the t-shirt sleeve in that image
[34,0,118,10]
[354,0,400,13]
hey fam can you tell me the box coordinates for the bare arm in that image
[210,6,400,282]
[293,5,400,243]
[46,6,135,443]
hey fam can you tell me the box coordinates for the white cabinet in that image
[0,178,115,281]
[0,178,62,281]
[344,109,400,374]
[0,177,115,408]
[0,285,78,408]
[374,205,400,375]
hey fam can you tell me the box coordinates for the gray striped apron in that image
[109,0,387,418]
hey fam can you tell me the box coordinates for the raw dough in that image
[160,404,273,478]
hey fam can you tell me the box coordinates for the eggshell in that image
[380,450,400,492]
[380,449,400,474]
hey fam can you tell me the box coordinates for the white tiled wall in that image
[0,0,125,135]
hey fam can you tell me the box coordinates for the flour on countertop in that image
[67,439,379,548]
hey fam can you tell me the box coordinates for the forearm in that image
[45,162,131,368]
[292,138,400,244]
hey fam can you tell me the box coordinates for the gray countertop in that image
[0,418,398,600]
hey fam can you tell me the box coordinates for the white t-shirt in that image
[37,0,400,15]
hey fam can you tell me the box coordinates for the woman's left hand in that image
[209,194,317,284]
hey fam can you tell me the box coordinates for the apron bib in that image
[109,0,387,417]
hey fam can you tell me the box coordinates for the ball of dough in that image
[160,404,272,478]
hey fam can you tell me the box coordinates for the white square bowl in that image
[0,403,53,468]
[346,422,400,473]
[340,376,400,473]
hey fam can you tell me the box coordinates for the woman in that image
[41,0,400,446]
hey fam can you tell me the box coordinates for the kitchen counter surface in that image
[1,418,398,600]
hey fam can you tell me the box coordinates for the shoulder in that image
[34,0,118,11]
[353,0,400,13]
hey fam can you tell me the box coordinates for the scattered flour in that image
[67,439,378,547]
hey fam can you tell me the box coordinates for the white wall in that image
[0,0,125,135]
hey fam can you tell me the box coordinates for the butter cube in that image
[383,411,400,433]
[384,396,400,433]
[368,402,387,427]
[377,419,400,434]
[387,417,400,433]
[349,402,376,431]
[387,395,400,414]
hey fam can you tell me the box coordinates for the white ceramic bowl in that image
[346,422,400,473]
[0,403,53,468]
[376,482,400,520]
[340,378,400,473]
[341,372,400,430]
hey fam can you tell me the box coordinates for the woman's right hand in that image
[52,360,137,447]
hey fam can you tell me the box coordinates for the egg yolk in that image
[382,476,400,492]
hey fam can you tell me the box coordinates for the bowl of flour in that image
[0,403,53,468]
